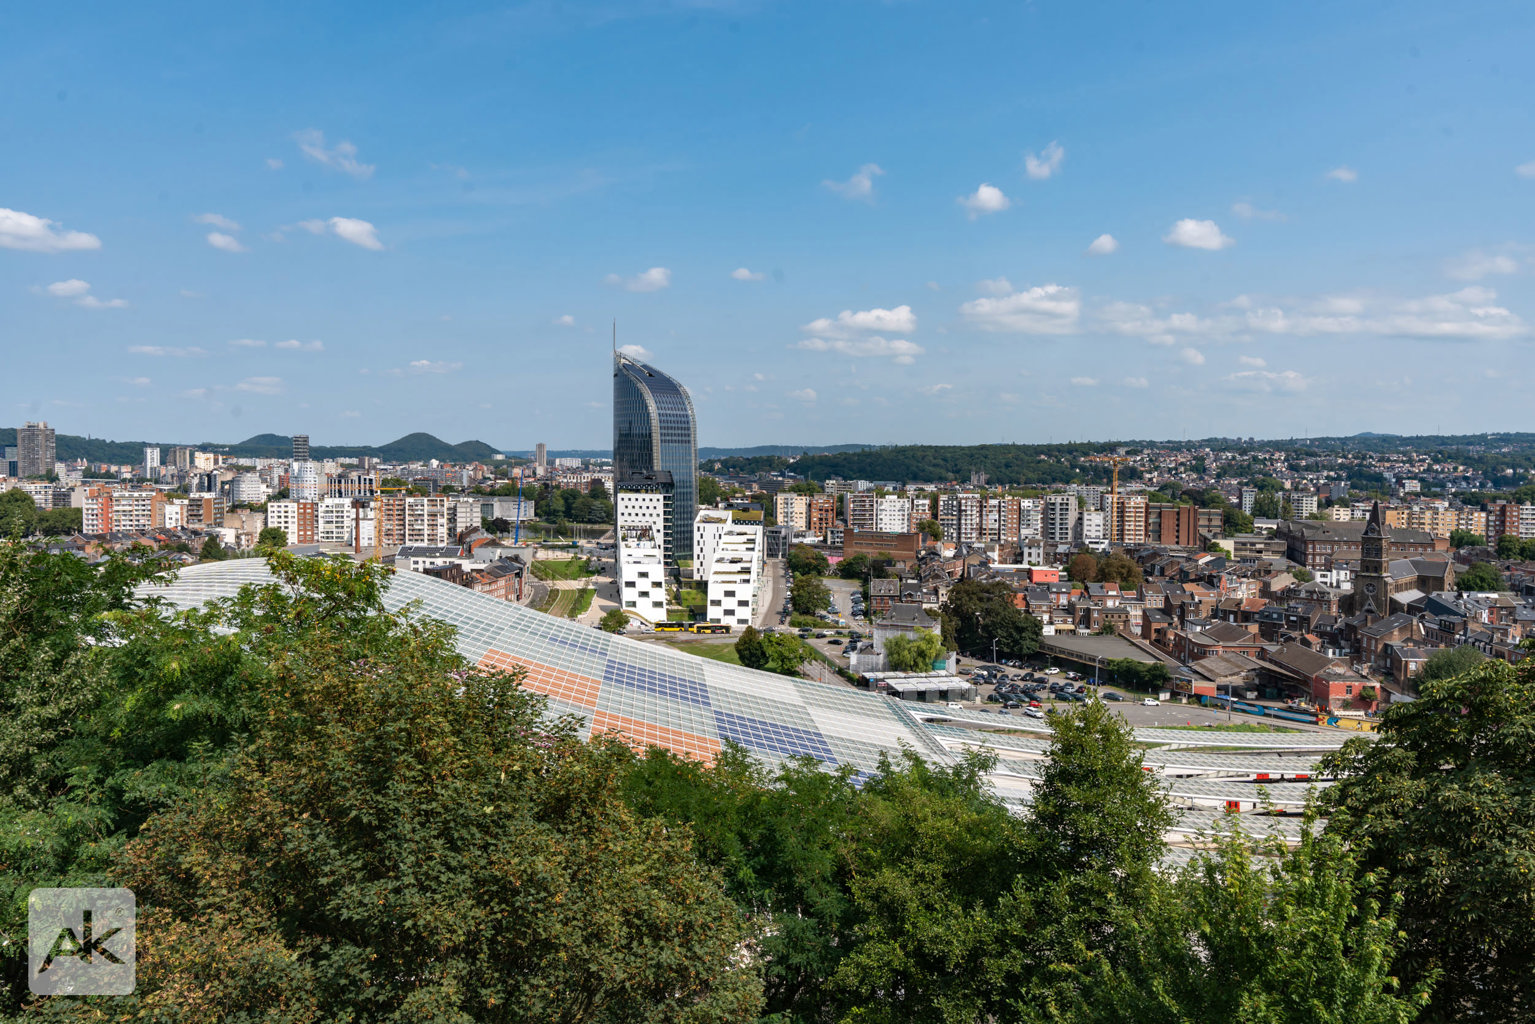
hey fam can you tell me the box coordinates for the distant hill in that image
[699,444,875,458]
[0,429,501,465]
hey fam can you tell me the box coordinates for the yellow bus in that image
[653,622,689,632]
[690,623,732,635]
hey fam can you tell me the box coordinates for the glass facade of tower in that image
[613,354,698,562]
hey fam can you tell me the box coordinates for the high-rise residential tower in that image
[534,442,547,475]
[613,352,697,563]
[17,422,56,478]
[291,434,310,462]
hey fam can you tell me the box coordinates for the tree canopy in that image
[787,544,829,577]
[939,579,1041,660]
[1456,561,1505,591]
[884,628,945,672]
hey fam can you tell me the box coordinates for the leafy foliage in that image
[939,579,1041,660]
[1321,649,1535,1022]
[791,574,831,616]
[1456,561,1504,591]
[884,628,945,672]
[1416,643,1485,683]
[787,544,830,577]
[599,607,630,633]
[256,526,287,548]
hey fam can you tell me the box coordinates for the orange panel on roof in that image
[479,649,602,709]
[590,710,721,764]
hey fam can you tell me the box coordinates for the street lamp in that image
[991,637,999,666]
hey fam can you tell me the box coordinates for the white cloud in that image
[129,345,206,357]
[604,266,671,292]
[618,344,652,360]
[1326,166,1358,183]
[823,163,883,201]
[1069,376,1098,387]
[1122,376,1149,388]
[789,388,817,402]
[918,383,953,396]
[731,267,766,281]
[959,284,1080,334]
[36,278,125,308]
[1517,160,1535,179]
[195,213,240,231]
[796,336,924,364]
[1244,286,1526,341]
[206,231,247,253]
[958,183,1010,219]
[409,360,462,374]
[266,158,284,170]
[1096,301,1220,345]
[294,129,375,179]
[1445,247,1523,281]
[235,376,284,395]
[76,295,128,309]
[327,217,383,250]
[1180,347,1206,365]
[44,279,91,297]
[296,219,327,234]
[1231,201,1283,221]
[1086,233,1119,256]
[554,314,575,326]
[1024,141,1065,180]
[801,304,917,338]
[125,376,151,386]
[1163,219,1234,250]
[0,207,101,253]
[1238,355,1267,368]
[976,277,1013,296]
[341,410,360,418]
[1224,369,1307,393]
[229,339,265,348]
[275,339,324,351]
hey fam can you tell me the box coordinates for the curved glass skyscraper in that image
[614,352,698,562]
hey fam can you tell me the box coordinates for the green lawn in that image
[531,557,593,582]
[567,587,594,618]
[662,641,742,665]
[676,588,707,609]
[541,587,594,618]
[1182,721,1302,734]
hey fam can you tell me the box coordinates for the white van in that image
[945,701,964,710]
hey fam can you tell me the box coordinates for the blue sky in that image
[3,1,1533,450]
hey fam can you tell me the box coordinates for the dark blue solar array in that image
[547,633,608,658]
[712,709,837,764]
[604,659,712,708]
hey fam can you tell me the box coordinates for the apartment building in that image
[1105,494,1148,545]
[289,460,322,502]
[374,495,449,547]
[266,500,318,545]
[16,422,55,478]
[83,486,165,533]
[694,509,764,629]
[777,492,838,537]
[1043,493,1076,545]
[845,492,912,535]
[1077,508,1107,550]
[1488,501,1535,540]
[939,493,984,544]
[1289,492,1319,516]
[318,497,357,544]
[229,472,269,505]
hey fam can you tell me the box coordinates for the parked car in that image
[1023,708,1045,719]
[945,702,964,711]
[1104,692,1125,702]
[1142,698,1161,706]
[1004,700,1022,709]
[1044,667,1061,675]
[828,638,844,645]
[1028,700,1041,708]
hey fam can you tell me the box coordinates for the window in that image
[625,601,637,608]
[624,580,635,588]
[723,589,735,597]
[710,599,722,606]
[1345,685,1353,695]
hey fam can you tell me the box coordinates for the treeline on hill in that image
[3,544,1533,1022]
[709,444,1143,486]
[0,429,501,466]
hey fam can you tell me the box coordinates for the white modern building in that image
[1077,508,1108,551]
[230,472,269,506]
[290,460,322,502]
[143,446,160,477]
[693,509,764,630]
[318,497,357,544]
[616,522,669,623]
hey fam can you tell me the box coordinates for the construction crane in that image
[1086,453,1131,546]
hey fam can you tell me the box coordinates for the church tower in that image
[1352,501,1391,619]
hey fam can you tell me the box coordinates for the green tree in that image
[759,632,810,676]
[1097,552,1143,590]
[0,489,38,536]
[1320,650,1535,1022]
[1292,567,1314,583]
[598,607,629,633]
[787,543,830,577]
[884,628,945,672]
[1250,492,1282,519]
[199,537,227,561]
[35,506,82,535]
[734,624,768,669]
[1457,561,1504,591]
[103,556,763,1023]
[1496,533,1522,559]
[1067,552,1098,583]
[257,526,287,549]
[1417,643,1486,685]
[1106,658,1171,692]
[697,474,723,506]
[1449,528,1485,548]
[791,573,831,615]
[915,518,942,541]
[1224,506,1254,534]
[939,579,1042,660]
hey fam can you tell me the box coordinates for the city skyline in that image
[5,2,1535,447]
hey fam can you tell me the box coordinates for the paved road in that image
[755,558,786,629]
